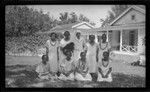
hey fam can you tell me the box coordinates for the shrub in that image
[5,34,49,56]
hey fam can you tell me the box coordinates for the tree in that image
[58,12,95,27]
[112,5,128,17]
[89,22,96,26]
[70,12,78,23]
[5,5,56,37]
[79,14,96,26]
[59,12,69,24]
[100,5,129,27]
[79,14,90,22]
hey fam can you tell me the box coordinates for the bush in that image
[5,34,49,56]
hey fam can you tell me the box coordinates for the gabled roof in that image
[72,21,95,28]
[50,22,80,31]
[109,5,145,26]
[51,21,95,31]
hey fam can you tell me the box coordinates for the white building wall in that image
[113,9,145,26]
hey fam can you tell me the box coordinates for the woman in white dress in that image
[97,51,112,82]
[59,31,72,66]
[58,45,75,81]
[85,35,99,81]
[36,55,52,80]
[73,31,86,67]
[75,51,92,81]
[97,33,112,71]
[45,32,59,77]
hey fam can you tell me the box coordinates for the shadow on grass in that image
[5,65,145,88]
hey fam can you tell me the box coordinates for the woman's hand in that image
[46,47,49,55]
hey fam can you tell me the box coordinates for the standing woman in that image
[85,35,99,81]
[60,31,72,47]
[97,33,112,68]
[45,32,59,77]
[59,31,73,64]
[74,31,86,67]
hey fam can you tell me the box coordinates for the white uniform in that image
[59,39,71,69]
[97,62,112,82]
[45,40,59,73]
[58,58,75,81]
[98,41,111,67]
[36,63,51,80]
[86,43,98,73]
[73,37,86,66]
[75,59,92,81]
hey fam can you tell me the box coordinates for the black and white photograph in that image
[5,5,146,88]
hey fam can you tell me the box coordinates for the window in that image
[131,15,135,20]
[129,31,135,46]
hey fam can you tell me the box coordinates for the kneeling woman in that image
[36,55,52,80]
[97,51,112,82]
[75,51,92,81]
[58,43,75,81]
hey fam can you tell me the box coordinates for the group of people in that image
[36,30,113,82]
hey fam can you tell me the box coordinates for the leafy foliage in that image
[5,5,55,37]
[5,5,95,55]
[100,5,129,27]
[58,12,95,26]
[5,34,49,55]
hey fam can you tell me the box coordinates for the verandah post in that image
[120,30,122,52]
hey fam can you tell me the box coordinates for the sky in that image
[28,5,112,28]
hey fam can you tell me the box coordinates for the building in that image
[108,5,145,55]
[49,21,97,42]
[77,5,146,63]
[105,5,145,63]
[40,5,145,63]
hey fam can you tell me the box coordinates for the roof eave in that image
[72,22,95,29]
[109,6,145,26]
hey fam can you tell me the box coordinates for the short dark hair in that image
[62,42,74,56]
[50,32,57,38]
[64,31,70,37]
[89,35,95,40]
[76,32,81,36]
[42,55,49,61]
[103,51,109,59]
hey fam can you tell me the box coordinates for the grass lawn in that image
[5,55,145,88]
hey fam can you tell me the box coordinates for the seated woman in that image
[75,52,92,81]
[97,51,112,82]
[58,50,75,81]
[35,55,52,80]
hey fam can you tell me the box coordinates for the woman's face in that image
[102,34,107,43]
[76,32,81,39]
[103,52,109,59]
[65,35,70,41]
[89,35,95,43]
[66,51,72,61]
[42,56,48,64]
[64,32,70,41]
[51,34,56,41]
